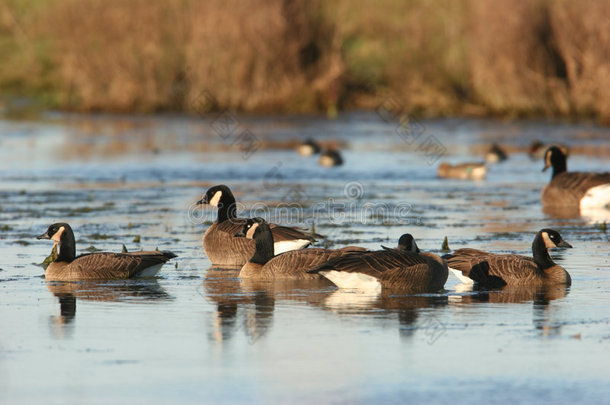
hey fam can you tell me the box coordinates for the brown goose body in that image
[542,172,610,207]
[445,229,572,288]
[542,146,610,209]
[45,251,175,281]
[437,162,487,180]
[198,185,319,267]
[203,219,317,267]
[235,217,365,280]
[239,247,366,280]
[310,234,448,293]
[37,223,176,281]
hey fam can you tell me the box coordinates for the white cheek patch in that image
[209,191,222,207]
[545,152,551,168]
[51,226,65,243]
[541,232,556,248]
[245,222,259,239]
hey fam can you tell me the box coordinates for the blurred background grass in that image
[1,0,609,121]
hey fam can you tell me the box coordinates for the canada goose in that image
[485,143,508,163]
[36,223,176,281]
[437,162,487,180]
[318,149,343,167]
[234,217,365,279]
[309,234,448,293]
[529,141,569,161]
[542,146,610,210]
[296,138,321,156]
[444,229,572,288]
[528,140,545,161]
[197,185,319,267]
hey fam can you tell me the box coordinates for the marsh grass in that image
[1,0,609,120]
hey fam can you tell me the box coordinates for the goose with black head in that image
[197,185,320,267]
[542,146,610,210]
[37,223,176,281]
[234,217,365,279]
[309,234,448,293]
[444,228,572,287]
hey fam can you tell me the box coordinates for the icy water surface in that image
[1,113,609,404]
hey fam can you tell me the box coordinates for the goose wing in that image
[310,249,429,278]
[268,223,321,242]
[215,218,319,242]
[263,247,365,278]
[446,249,537,286]
[553,172,610,196]
[68,251,173,279]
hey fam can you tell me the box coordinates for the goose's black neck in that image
[217,194,237,223]
[551,154,567,179]
[249,223,275,265]
[57,226,76,262]
[532,232,555,270]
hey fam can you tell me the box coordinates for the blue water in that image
[1,113,609,404]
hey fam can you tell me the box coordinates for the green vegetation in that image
[441,236,450,252]
[1,0,609,121]
[41,244,58,269]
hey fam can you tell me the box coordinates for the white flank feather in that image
[273,239,311,255]
[580,183,610,210]
[449,267,474,284]
[135,263,164,278]
[319,270,382,293]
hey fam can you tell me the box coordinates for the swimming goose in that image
[234,217,365,280]
[296,138,321,156]
[437,162,487,180]
[197,185,319,267]
[444,229,572,288]
[485,143,508,163]
[37,223,176,281]
[542,146,610,210]
[309,234,448,293]
[318,149,343,167]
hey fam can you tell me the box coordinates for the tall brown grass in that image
[43,0,341,113]
[1,0,609,121]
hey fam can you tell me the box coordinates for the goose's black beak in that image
[557,240,572,248]
[234,229,246,237]
[196,195,209,205]
[37,232,51,240]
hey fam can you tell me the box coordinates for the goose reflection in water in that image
[204,266,450,344]
[451,283,570,337]
[320,289,449,340]
[47,279,171,339]
[204,267,335,345]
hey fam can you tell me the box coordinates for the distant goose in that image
[197,185,319,267]
[234,217,365,279]
[37,223,176,281]
[528,140,545,160]
[437,162,487,180]
[318,149,343,167]
[542,146,610,210]
[444,229,572,287]
[296,138,321,156]
[309,234,448,293]
[485,143,508,163]
[529,141,569,161]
